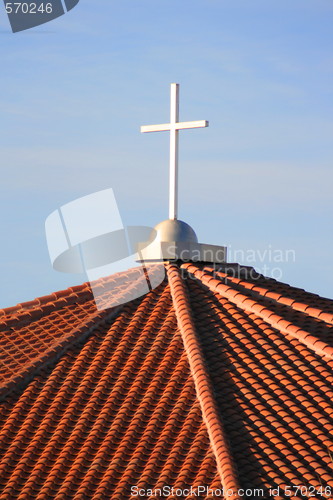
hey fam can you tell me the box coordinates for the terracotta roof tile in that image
[0,261,332,499]
[184,264,333,361]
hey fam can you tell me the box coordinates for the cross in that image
[141,83,209,220]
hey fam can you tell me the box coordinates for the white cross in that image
[141,83,209,220]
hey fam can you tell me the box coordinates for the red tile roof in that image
[0,262,332,499]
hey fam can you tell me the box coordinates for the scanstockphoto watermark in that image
[45,188,166,311]
[45,188,297,312]
[130,485,267,498]
[228,244,296,280]
[131,485,333,498]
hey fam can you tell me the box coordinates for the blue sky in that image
[0,0,332,307]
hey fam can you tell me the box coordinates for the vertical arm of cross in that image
[169,83,179,220]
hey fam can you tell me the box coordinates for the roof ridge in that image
[166,263,241,500]
[183,263,333,362]
[213,270,333,325]
[222,264,333,309]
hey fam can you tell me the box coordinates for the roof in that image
[0,262,332,499]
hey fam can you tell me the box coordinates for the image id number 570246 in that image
[5,3,53,14]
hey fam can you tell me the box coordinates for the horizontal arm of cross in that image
[141,120,209,133]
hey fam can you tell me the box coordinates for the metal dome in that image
[152,219,198,243]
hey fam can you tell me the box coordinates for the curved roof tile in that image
[0,262,332,499]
